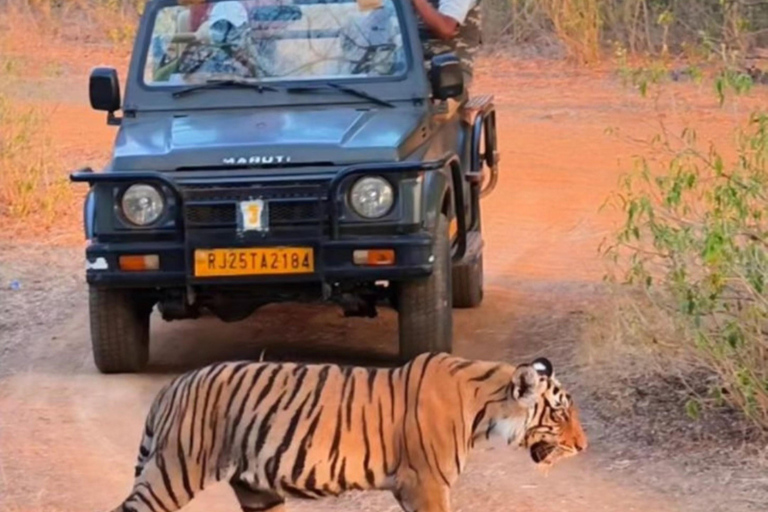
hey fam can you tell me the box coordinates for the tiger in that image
[107,352,586,512]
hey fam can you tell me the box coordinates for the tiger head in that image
[519,358,587,467]
[469,357,587,467]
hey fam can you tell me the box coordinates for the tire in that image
[452,252,484,308]
[89,286,151,374]
[397,213,453,361]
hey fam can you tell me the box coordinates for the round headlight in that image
[121,184,165,226]
[349,176,394,219]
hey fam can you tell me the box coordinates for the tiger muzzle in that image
[529,441,557,464]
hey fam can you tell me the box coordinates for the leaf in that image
[715,76,726,106]
[685,399,701,420]
[639,80,648,97]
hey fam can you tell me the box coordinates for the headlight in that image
[121,184,165,226]
[349,176,394,219]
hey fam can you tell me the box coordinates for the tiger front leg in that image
[393,482,451,512]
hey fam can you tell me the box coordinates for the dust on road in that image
[1,59,765,512]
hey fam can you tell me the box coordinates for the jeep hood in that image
[111,108,426,170]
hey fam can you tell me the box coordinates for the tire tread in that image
[89,287,150,374]
[398,214,453,360]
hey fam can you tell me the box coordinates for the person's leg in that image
[462,70,473,98]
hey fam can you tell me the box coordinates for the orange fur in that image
[109,353,585,512]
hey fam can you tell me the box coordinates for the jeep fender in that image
[422,167,451,232]
[83,189,96,240]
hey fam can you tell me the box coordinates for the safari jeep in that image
[70,0,499,374]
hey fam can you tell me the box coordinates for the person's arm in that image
[411,0,458,41]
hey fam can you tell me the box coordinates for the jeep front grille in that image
[180,180,330,230]
[185,201,324,227]
[185,204,237,226]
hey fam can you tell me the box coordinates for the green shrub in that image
[603,85,768,428]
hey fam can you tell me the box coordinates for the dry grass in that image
[541,0,602,64]
[578,285,767,443]
[2,0,144,47]
[0,93,72,225]
[580,287,696,387]
[0,2,134,234]
[483,0,768,66]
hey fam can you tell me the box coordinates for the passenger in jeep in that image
[151,0,296,82]
[177,1,255,77]
[147,0,406,84]
[411,0,481,91]
[150,1,255,81]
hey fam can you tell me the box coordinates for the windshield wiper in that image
[172,79,278,98]
[286,82,395,108]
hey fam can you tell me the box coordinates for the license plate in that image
[194,247,314,277]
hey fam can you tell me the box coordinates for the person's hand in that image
[194,21,211,44]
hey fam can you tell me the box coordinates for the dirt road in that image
[1,60,765,512]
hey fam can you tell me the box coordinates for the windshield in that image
[143,0,407,86]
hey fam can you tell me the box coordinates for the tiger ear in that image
[531,357,553,378]
[510,365,541,405]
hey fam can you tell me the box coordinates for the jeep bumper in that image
[83,235,435,287]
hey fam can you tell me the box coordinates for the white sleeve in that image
[438,0,477,25]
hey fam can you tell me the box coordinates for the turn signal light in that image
[119,254,160,271]
[353,249,395,266]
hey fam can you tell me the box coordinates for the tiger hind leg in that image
[109,458,201,512]
[231,480,286,512]
[108,482,188,512]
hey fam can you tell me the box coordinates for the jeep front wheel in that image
[89,287,151,374]
[397,213,453,360]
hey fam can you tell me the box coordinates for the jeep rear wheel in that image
[452,252,484,308]
[89,287,151,374]
[397,213,453,361]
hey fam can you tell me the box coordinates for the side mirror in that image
[89,67,121,113]
[429,53,464,101]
